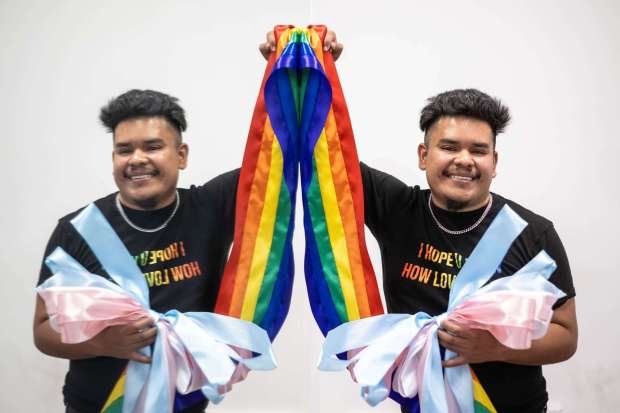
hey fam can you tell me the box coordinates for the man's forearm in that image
[440,298,578,368]
[497,297,578,365]
[33,318,97,360]
[498,321,577,365]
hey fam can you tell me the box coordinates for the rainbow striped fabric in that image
[294,26,384,335]
[473,370,497,413]
[213,26,299,341]
[292,26,498,413]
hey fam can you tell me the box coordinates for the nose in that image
[453,149,474,168]
[129,148,148,165]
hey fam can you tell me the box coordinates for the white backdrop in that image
[1,1,619,412]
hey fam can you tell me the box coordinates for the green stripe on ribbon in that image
[307,158,347,322]
[253,180,292,324]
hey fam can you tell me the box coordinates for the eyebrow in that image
[437,138,459,145]
[114,138,165,148]
[437,138,490,148]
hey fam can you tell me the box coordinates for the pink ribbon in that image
[38,284,267,409]
[392,287,560,405]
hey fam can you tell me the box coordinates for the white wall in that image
[1,0,618,411]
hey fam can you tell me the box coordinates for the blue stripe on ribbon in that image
[71,203,149,308]
[287,31,344,337]
[447,205,527,311]
[261,39,300,340]
[443,205,526,413]
[302,188,342,335]
[260,226,295,340]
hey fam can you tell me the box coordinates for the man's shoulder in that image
[360,162,420,193]
[187,169,240,193]
[185,169,240,210]
[57,193,117,226]
[493,193,553,231]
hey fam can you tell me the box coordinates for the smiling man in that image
[34,29,344,412]
[112,116,187,211]
[361,89,577,413]
[33,90,239,413]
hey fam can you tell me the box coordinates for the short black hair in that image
[99,89,187,141]
[419,88,510,145]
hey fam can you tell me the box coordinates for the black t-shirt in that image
[38,170,239,413]
[361,163,575,413]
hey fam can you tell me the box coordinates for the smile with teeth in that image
[449,175,474,182]
[126,171,158,181]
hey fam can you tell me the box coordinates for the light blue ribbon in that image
[39,203,277,412]
[318,205,565,412]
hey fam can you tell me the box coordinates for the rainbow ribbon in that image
[292,26,385,334]
[213,26,300,341]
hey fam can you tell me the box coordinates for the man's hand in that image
[33,295,156,363]
[438,320,508,367]
[86,317,157,363]
[438,298,578,368]
[259,29,343,61]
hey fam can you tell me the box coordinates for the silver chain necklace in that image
[115,190,180,233]
[427,193,493,235]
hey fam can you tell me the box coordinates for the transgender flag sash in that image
[38,205,276,413]
[317,205,565,413]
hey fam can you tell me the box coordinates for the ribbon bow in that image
[318,205,566,412]
[37,204,276,413]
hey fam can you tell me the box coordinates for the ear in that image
[178,143,189,170]
[418,143,428,171]
[492,150,498,178]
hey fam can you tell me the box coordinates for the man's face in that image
[418,116,497,211]
[112,116,188,210]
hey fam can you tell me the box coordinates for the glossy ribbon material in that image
[213,25,299,342]
[37,204,276,413]
[318,205,565,412]
[286,25,384,336]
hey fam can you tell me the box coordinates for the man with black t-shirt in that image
[33,89,239,413]
[34,32,344,413]
[361,89,577,413]
[255,32,576,411]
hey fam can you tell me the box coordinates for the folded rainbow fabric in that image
[318,205,565,413]
[37,204,276,413]
[288,25,385,334]
[213,25,300,341]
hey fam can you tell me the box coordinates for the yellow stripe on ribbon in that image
[323,109,371,318]
[241,133,284,320]
[314,130,360,320]
[229,119,275,317]
[472,370,497,413]
[101,371,125,413]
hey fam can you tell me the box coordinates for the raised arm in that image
[258,28,343,60]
